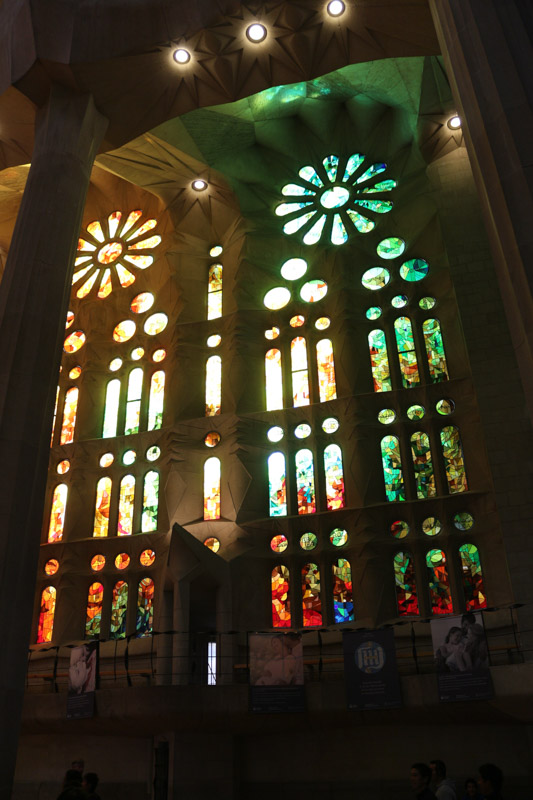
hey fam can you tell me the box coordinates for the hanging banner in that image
[249,633,305,713]
[66,641,99,719]
[343,629,402,710]
[430,611,493,702]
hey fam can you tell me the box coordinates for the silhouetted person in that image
[430,759,457,800]
[411,763,437,800]
[71,761,84,775]
[83,773,101,800]
[478,764,504,799]
[463,778,483,800]
[57,770,87,800]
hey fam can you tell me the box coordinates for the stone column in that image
[0,85,107,796]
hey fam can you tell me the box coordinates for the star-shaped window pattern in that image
[72,210,162,299]
[276,154,397,246]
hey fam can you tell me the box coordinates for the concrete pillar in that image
[0,85,107,797]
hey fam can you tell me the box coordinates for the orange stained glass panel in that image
[118,475,135,536]
[64,331,86,354]
[93,477,111,538]
[37,586,56,643]
[316,339,337,402]
[44,559,59,576]
[128,235,161,250]
[121,210,143,237]
[91,554,105,571]
[97,242,123,264]
[116,264,137,287]
[140,549,156,566]
[60,387,78,445]
[48,484,67,542]
[98,268,113,298]
[126,218,157,241]
[130,292,155,313]
[113,320,136,342]
[271,565,291,627]
[108,210,122,238]
[115,552,130,570]
[204,457,221,520]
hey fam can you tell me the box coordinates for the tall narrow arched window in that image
[295,448,316,514]
[381,435,405,502]
[393,552,419,616]
[302,563,322,627]
[51,386,60,446]
[48,484,68,542]
[268,452,287,517]
[265,348,283,411]
[37,586,56,643]
[207,263,223,320]
[422,319,449,382]
[316,339,337,402]
[60,387,79,444]
[205,355,221,416]
[110,580,128,639]
[410,432,436,499]
[368,329,392,392]
[394,317,419,388]
[93,477,111,537]
[324,444,345,510]
[142,470,159,532]
[204,457,221,520]
[332,558,354,622]
[136,577,154,637]
[426,549,453,615]
[125,368,143,435]
[291,337,310,407]
[148,370,165,430]
[440,425,468,493]
[459,544,487,610]
[118,474,135,535]
[272,565,291,628]
[85,581,104,638]
[103,378,121,438]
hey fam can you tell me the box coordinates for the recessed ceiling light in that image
[448,115,462,130]
[192,179,208,191]
[327,0,345,16]
[246,23,267,42]
[173,49,191,64]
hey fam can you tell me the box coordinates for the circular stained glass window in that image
[264,287,291,310]
[315,317,331,330]
[207,335,221,347]
[290,315,305,328]
[99,452,114,467]
[123,450,136,465]
[109,358,123,371]
[322,417,339,434]
[320,186,350,209]
[294,423,311,439]
[113,320,136,342]
[144,313,168,335]
[45,559,59,576]
[130,292,154,314]
[91,554,105,572]
[366,306,382,320]
[64,331,86,353]
[407,405,425,421]
[153,349,166,362]
[330,528,348,547]
[115,553,130,570]
[131,347,144,360]
[391,295,408,309]
[361,267,390,291]
[271,534,288,553]
[69,366,82,379]
[300,279,328,303]
[391,520,409,539]
[454,512,474,531]
[140,549,156,566]
[205,432,221,447]
[210,245,223,257]
[378,409,396,425]
[66,311,74,329]
[281,258,307,281]
[57,460,70,474]
[377,237,405,259]
[204,537,220,553]
[422,517,442,537]
[265,327,280,340]
[419,296,436,310]
[400,258,429,282]
[436,398,455,415]
[267,426,284,443]
[146,445,161,461]
[300,532,318,551]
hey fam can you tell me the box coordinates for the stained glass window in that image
[110,581,128,639]
[440,425,468,493]
[130,292,154,313]
[204,457,221,520]
[45,559,59,576]
[85,581,104,638]
[113,320,136,342]
[291,337,310,407]
[206,356,221,416]
[272,565,291,628]
[410,432,436,499]
[60,387,78,445]
[137,577,154,637]
[268,452,287,517]
[381,436,405,502]
[125,368,143,435]
[103,379,121,438]
[37,586,56,643]
[148,370,165,430]
[332,558,354,622]
[295,448,316,514]
[144,313,168,335]
[265,349,283,411]
[93,477,111,537]
[271,534,288,553]
[368,330,392,392]
[264,287,291,310]
[394,317,419,388]
[208,263,223,319]
[459,543,487,611]
[118,474,135,536]
[51,386,59,446]
[115,552,130,569]
[393,552,419,616]
[302,563,322,627]
[142,470,159,532]
[426,549,453,615]
[48,484,67,542]
[324,444,345,510]
[316,339,337,402]
[423,319,449,382]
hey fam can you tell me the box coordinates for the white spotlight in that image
[448,115,462,130]
[327,0,346,16]
[192,179,208,192]
[173,49,191,64]
[246,23,267,42]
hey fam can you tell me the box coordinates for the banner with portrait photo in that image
[430,611,493,702]
[249,632,305,713]
[66,641,99,719]
[343,629,402,710]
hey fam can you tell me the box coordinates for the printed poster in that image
[66,641,98,719]
[343,629,402,710]
[430,611,493,702]
[249,633,305,713]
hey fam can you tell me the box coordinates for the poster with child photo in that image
[430,611,493,702]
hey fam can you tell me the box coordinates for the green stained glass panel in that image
[362,267,390,291]
[400,258,429,282]
[377,237,405,259]
[381,435,405,502]
[410,432,436,499]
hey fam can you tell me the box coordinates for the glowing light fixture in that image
[448,115,462,130]
[173,49,191,64]
[192,179,208,191]
[327,0,345,16]
[246,23,267,42]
